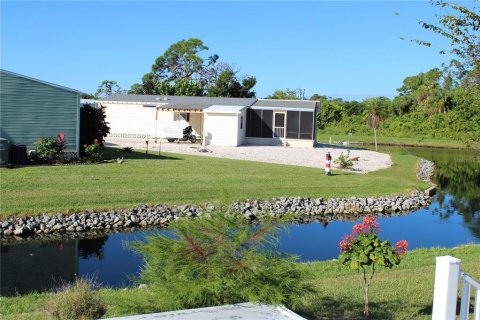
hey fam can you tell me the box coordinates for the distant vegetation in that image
[312,66,480,146]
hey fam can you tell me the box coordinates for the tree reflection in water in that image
[419,149,479,239]
[78,236,108,260]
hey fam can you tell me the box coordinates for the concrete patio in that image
[104,303,306,320]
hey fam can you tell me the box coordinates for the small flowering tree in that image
[338,217,408,318]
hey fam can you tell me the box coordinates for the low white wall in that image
[244,137,314,147]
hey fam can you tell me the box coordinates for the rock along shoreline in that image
[0,159,436,242]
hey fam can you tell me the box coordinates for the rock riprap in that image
[0,191,433,241]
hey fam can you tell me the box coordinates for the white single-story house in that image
[99,94,319,147]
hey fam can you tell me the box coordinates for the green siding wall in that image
[0,71,80,153]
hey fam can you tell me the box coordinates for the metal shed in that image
[0,69,81,155]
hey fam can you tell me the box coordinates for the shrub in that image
[43,279,106,320]
[84,141,103,163]
[122,146,133,152]
[338,217,408,318]
[334,151,354,169]
[131,213,312,311]
[80,104,110,157]
[55,132,67,162]
[34,137,57,162]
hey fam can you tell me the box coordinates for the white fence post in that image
[432,256,462,320]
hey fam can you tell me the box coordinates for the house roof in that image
[253,99,318,110]
[0,69,81,94]
[204,105,247,114]
[101,94,257,110]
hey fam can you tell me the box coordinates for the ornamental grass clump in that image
[334,151,354,169]
[43,278,106,320]
[131,213,313,311]
[338,216,408,318]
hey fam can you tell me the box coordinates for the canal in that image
[1,147,478,296]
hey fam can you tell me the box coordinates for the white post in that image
[432,256,461,320]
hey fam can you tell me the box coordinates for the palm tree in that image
[363,98,388,151]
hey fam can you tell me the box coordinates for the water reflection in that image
[0,236,111,296]
[79,236,108,260]
[0,240,78,296]
[377,146,480,240]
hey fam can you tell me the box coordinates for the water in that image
[1,147,479,296]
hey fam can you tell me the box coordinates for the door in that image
[274,112,286,138]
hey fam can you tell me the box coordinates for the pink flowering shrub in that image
[338,216,408,318]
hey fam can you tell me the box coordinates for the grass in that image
[0,148,427,218]
[1,245,478,320]
[317,132,480,150]
[298,244,480,319]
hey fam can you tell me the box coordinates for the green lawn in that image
[0,148,427,218]
[1,245,478,320]
[317,132,479,150]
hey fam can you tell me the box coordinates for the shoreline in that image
[0,191,434,242]
[0,159,436,242]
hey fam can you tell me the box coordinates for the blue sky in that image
[1,1,460,100]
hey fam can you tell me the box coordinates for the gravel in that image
[105,139,392,173]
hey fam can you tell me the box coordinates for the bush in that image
[80,104,110,157]
[339,217,408,318]
[84,142,103,163]
[43,279,106,320]
[34,137,57,162]
[131,213,312,311]
[34,132,68,163]
[334,151,354,169]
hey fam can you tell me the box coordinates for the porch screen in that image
[246,109,273,138]
[286,111,314,139]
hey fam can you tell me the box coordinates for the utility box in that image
[0,138,9,166]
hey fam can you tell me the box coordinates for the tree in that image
[266,88,305,100]
[95,80,122,98]
[81,93,95,99]
[131,213,312,310]
[413,1,479,70]
[363,98,387,151]
[207,69,256,98]
[130,39,258,97]
[151,38,218,85]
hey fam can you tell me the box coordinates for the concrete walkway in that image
[104,303,306,320]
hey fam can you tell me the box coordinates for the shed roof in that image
[101,94,257,110]
[204,105,247,114]
[0,69,81,94]
[253,99,318,110]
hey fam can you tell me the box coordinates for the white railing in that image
[432,255,480,320]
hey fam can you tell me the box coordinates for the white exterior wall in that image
[237,109,247,146]
[204,113,239,146]
[104,103,197,140]
[104,103,157,139]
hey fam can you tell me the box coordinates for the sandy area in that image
[105,139,392,173]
